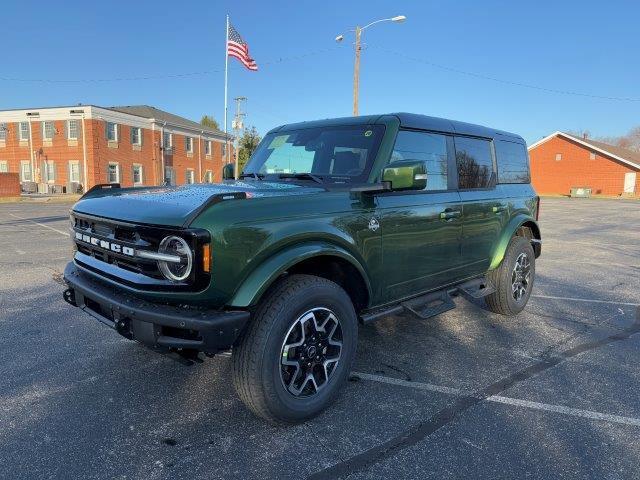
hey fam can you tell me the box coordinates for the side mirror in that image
[382,160,427,190]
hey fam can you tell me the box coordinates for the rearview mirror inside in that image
[382,160,427,190]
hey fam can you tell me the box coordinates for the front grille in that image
[70,212,211,292]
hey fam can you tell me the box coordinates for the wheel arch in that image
[227,242,372,312]
[489,216,541,270]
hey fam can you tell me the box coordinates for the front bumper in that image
[63,262,249,354]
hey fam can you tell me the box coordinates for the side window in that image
[495,140,530,184]
[390,130,448,191]
[455,136,494,189]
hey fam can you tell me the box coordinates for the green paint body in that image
[72,114,540,312]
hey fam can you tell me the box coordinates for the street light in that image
[335,15,406,116]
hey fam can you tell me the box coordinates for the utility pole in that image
[353,26,361,116]
[232,96,247,179]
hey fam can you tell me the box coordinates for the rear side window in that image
[455,136,494,189]
[391,130,448,191]
[495,140,530,184]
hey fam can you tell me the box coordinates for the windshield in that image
[243,125,385,183]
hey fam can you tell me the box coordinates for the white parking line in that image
[8,213,69,237]
[352,372,640,428]
[531,294,640,307]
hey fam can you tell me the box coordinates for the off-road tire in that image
[231,274,358,425]
[485,236,535,316]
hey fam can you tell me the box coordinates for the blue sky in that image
[1,0,638,144]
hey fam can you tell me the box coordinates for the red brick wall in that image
[0,172,20,197]
[530,136,640,195]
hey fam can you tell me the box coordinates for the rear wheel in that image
[231,274,358,424]
[485,236,535,316]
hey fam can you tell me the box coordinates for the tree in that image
[237,126,261,173]
[200,115,220,131]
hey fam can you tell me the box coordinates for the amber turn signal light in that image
[202,243,211,273]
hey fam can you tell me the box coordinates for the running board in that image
[401,291,456,320]
[458,277,496,299]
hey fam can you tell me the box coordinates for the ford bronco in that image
[62,113,541,424]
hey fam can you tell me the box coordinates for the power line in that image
[0,47,340,84]
[368,45,640,103]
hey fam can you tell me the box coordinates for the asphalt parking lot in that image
[0,197,639,479]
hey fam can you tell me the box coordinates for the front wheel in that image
[485,236,536,316]
[231,274,358,424]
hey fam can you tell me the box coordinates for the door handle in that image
[492,204,507,213]
[440,209,462,220]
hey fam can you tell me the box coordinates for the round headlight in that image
[158,236,193,282]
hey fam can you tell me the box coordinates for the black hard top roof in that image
[272,113,525,144]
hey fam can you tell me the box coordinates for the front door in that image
[378,130,464,303]
[624,172,637,194]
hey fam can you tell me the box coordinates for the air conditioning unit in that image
[570,187,592,198]
[21,181,37,193]
[67,182,82,194]
[37,183,48,194]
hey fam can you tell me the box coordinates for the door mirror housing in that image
[382,160,427,190]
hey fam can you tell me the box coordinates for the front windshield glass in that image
[243,125,385,183]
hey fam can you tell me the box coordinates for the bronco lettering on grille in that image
[75,232,135,256]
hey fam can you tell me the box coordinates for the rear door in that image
[377,130,464,303]
[454,136,508,275]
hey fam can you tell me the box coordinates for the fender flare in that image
[488,215,541,270]
[228,241,372,308]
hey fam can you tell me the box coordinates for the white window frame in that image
[106,122,118,142]
[185,136,193,153]
[68,120,79,140]
[0,123,7,141]
[20,161,32,181]
[107,162,120,183]
[43,121,55,140]
[589,152,596,160]
[19,122,29,141]
[131,127,142,146]
[204,170,212,183]
[44,161,56,182]
[205,140,211,155]
[68,161,80,183]
[163,131,173,149]
[555,153,562,161]
[186,168,195,184]
[133,164,143,185]
[0,160,8,172]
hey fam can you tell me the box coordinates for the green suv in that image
[63,113,541,424]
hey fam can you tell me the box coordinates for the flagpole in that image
[224,14,230,169]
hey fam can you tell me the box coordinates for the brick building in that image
[0,105,232,193]
[529,131,640,196]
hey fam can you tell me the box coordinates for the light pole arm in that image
[361,17,395,31]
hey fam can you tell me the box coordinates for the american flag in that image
[227,23,258,71]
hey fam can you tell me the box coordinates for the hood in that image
[72,181,324,227]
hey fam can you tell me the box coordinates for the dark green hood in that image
[72,181,324,227]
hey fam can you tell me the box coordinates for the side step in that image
[458,277,495,299]
[401,291,456,320]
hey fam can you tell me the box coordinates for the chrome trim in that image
[136,250,182,263]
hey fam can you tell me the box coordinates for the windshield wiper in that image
[238,172,264,180]
[278,173,324,185]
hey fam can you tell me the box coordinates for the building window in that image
[221,142,226,157]
[68,120,79,140]
[590,152,596,160]
[130,127,142,146]
[68,161,80,183]
[106,122,118,142]
[20,161,32,181]
[0,161,7,172]
[204,170,212,183]
[186,169,195,184]
[19,122,30,141]
[555,153,562,161]
[0,123,7,141]
[43,121,55,140]
[43,161,56,182]
[107,163,120,183]
[163,131,172,150]
[185,136,193,153]
[133,164,143,185]
[205,140,211,155]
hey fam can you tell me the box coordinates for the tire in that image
[485,236,535,316]
[231,274,358,425]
